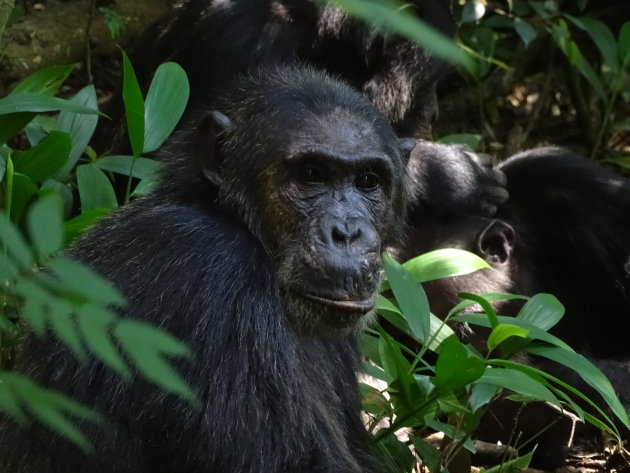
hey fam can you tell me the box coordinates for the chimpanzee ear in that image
[198,110,234,186]
[398,138,417,164]
[476,220,515,266]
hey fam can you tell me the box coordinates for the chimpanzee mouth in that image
[298,292,375,314]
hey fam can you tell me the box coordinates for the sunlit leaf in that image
[143,62,189,153]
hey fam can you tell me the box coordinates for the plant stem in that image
[3,156,13,220]
[124,158,137,204]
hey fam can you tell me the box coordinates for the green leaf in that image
[9,173,37,223]
[41,179,73,218]
[619,22,630,65]
[49,300,86,359]
[458,292,499,328]
[98,7,125,40]
[432,336,485,391]
[12,64,75,94]
[514,18,537,46]
[469,383,501,412]
[487,323,528,351]
[447,291,528,318]
[477,367,558,403]
[114,321,195,401]
[333,0,473,71]
[64,208,111,244]
[78,304,131,379]
[566,15,620,73]
[46,256,126,307]
[4,372,99,452]
[12,131,71,183]
[0,65,75,145]
[121,51,145,157]
[437,133,483,151]
[383,253,430,343]
[0,146,7,183]
[551,21,607,101]
[95,155,160,179]
[482,449,534,473]
[0,93,102,116]
[16,280,50,335]
[527,345,630,429]
[516,293,564,331]
[54,85,99,179]
[402,249,489,283]
[76,164,118,213]
[27,192,64,257]
[143,62,190,153]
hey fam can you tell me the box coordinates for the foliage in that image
[0,56,191,449]
[364,251,629,472]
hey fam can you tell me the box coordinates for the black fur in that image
[0,67,412,472]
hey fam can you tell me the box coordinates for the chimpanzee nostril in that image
[332,223,361,246]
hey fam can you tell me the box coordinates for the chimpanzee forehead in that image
[282,108,396,157]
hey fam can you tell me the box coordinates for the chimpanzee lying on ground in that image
[392,147,630,466]
[0,66,417,473]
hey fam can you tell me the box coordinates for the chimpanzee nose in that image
[332,220,361,246]
[321,215,379,254]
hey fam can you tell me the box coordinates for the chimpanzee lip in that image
[298,292,375,314]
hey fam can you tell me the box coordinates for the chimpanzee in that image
[127,0,455,139]
[0,66,415,472]
[391,147,630,466]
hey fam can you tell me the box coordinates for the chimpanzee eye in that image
[298,165,323,184]
[355,172,380,191]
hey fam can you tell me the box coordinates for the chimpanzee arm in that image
[409,140,508,218]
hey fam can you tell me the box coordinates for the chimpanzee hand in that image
[409,140,508,218]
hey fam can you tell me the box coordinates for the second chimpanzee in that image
[392,147,630,465]
[0,66,414,472]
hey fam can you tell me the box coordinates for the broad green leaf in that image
[619,22,630,65]
[95,155,160,179]
[402,249,489,283]
[412,437,441,472]
[131,171,161,197]
[0,93,101,116]
[78,304,131,379]
[432,336,485,391]
[527,345,630,429]
[516,293,564,331]
[121,51,145,157]
[46,256,126,307]
[115,321,195,402]
[383,253,430,343]
[0,376,27,422]
[12,65,75,94]
[27,192,64,257]
[15,280,49,335]
[76,164,118,213]
[143,62,190,153]
[566,15,619,72]
[0,65,75,144]
[469,382,501,412]
[12,131,71,183]
[426,314,455,351]
[487,323,528,351]
[42,179,73,218]
[54,85,99,179]
[64,208,111,244]
[9,172,37,223]
[477,367,558,403]
[437,133,483,151]
[514,18,537,46]
[333,0,473,70]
